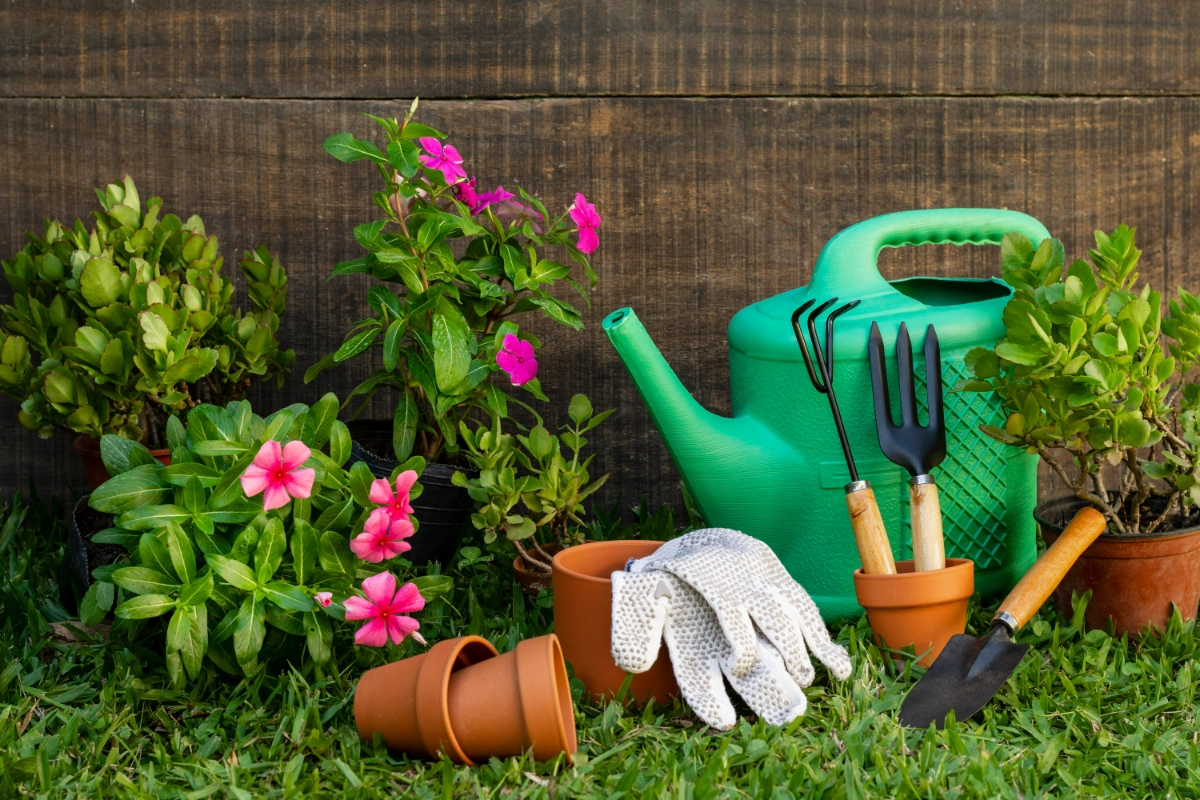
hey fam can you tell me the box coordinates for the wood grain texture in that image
[3,1,1200,99]
[1,96,1197,510]
[910,480,946,572]
[846,484,897,574]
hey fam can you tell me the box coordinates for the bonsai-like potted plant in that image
[455,393,612,592]
[67,392,450,685]
[0,176,293,487]
[961,225,1200,634]
[307,100,601,565]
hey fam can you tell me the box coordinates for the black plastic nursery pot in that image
[59,494,120,614]
[346,420,477,567]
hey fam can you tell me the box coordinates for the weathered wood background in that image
[2,1,1198,512]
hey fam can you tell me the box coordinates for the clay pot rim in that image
[413,635,498,766]
[552,539,664,585]
[515,634,577,763]
[853,558,975,609]
[1035,494,1200,543]
[73,434,170,458]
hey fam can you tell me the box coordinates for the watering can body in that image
[604,209,1047,621]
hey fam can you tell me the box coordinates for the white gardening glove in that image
[610,569,809,730]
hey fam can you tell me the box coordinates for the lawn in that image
[2,489,1199,799]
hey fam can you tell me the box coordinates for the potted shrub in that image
[66,391,450,685]
[961,225,1200,634]
[307,100,602,566]
[0,176,294,487]
[455,393,612,593]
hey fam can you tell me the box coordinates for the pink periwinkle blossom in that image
[343,571,425,647]
[496,333,538,386]
[240,440,316,511]
[418,137,466,184]
[455,176,479,209]
[366,470,418,529]
[569,193,601,254]
[473,185,515,215]
[350,512,415,563]
[314,592,333,608]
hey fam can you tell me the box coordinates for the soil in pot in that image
[1036,496,1200,636]
[74,435,170,490]
[345,420,478,567]
[853,558,974,667]
[513,543,563,595]
[59,495,120,614]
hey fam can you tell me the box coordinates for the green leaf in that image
[400,122,447,140]
[167,606,190,652]
[112,566,179,596]
[323,132,387,164]
[232,595,267,671]
[334,328,377,363]
[995,341,1046,366]
[304,611,333,663]
[165,522,197,585]
[309,393,340,447]
[179,572,214,607]
[329,420,351,466]
[207,453,256,510]
[179,605,207,679]
[90,465,169,514]
[568,394,593,425]
[115,594,176,620]
[182,476,205,515]
[138,532,178,580]
[387,139,421,178]
[96,579,115,611]
[382,319,405,373]
[207,554,259,591]
[117,504,191,531]
[432,302,471,391]
[167,415,186,451]
[139,311,171,352]
[292,520,318,586]
[80,257,123,307]
[412,574,453,603]
[79,582,107,626]
[314,497,354,533]
[393,389,419,462]
[262,581,316,613]
[191,440,247,457]
[99,435,155,477]
[255,518,286,584]
[318,530,355,575]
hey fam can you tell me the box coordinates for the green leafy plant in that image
[961,225,1200,534]
[454,393,612,572]
[0,176,294,447]
[306,100,601,465]
[78,393,449,686]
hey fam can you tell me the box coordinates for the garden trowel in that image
[899,507,1107,728]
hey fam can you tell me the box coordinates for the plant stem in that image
[512,538,551,573]
[1043,447,1128,533]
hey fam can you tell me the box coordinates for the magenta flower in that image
[240,440,316,511]
[367,470,418,529]
[314,592,333,608]
[473,185,515,215]
[496,334,538,386]
[350,513,415,563]
[418,137,466,184]
[344,572,425,647]
[455,176,479,209]
[569,193,601,254]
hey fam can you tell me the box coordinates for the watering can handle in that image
[808,209,1051,298]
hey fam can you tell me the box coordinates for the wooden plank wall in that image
[1,1,1197,513]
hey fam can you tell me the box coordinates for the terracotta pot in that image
[853,558,974,667]
[74,435,170,490]
[513,543,563,595]
[1036,496,1200,636]
[354,634,576,764]
[552,540,679,704]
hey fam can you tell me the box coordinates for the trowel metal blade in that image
[898,626,1030,729]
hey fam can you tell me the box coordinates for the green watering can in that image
[604,209,1050,621]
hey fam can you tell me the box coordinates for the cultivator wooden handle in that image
[846,481,897,575]
[910,477,946,571]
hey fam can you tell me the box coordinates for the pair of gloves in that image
[611,528,851,730]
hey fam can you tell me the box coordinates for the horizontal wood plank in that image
[2,1,1199,99]
[0,96,1193,509]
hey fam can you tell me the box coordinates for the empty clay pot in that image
[74,435,170,490]
[1037,495,1200,636]
[354,634,576,765]
[552,540,679,704]
[853,558,974,666]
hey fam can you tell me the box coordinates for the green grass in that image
[3,490,1200,798]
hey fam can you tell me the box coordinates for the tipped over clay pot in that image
[552,540,679,704]
[853,558,974,667]
[354,634,576,765]
[74,435,170,489]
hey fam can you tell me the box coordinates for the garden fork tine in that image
[792,298,895,576]
[868,321,948,571]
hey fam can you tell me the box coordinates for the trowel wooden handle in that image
[996,507,1107,631]
[845,482,897,575]
[910,478,946,571]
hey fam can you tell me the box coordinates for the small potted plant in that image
[961,225,1200,634]
[307,100,601,566]
[0,176,293,487]
[455,393,612,593]
[67,391,450,684]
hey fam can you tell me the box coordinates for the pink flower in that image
[418,137,466,184]
[344,572,425,647]
[350,513,414,562]
[496,334,538,386]
[240,440,316,511]
[367,470,418,528]
[314,592,333,607]
[473,185,515,215]
[569,193,601,254]
[455,176,479,209]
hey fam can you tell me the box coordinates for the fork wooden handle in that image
[910,477,946,571]
[846,482,897,575]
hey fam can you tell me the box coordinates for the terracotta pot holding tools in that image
[552,540,679,704]
[354,634,576,764]
[1036,495,1200,636]
[74,435,171,490]
[853,558,974,666]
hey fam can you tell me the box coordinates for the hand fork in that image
[868,322,947,571]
